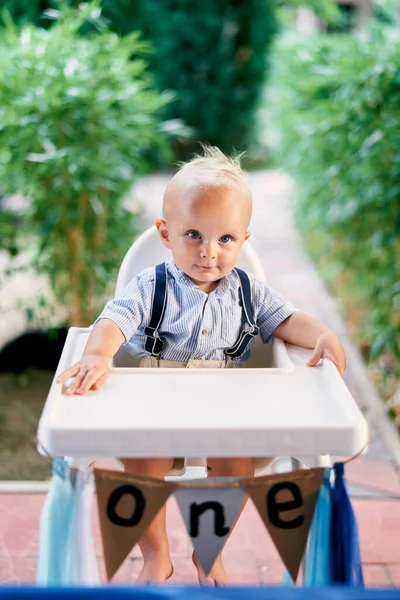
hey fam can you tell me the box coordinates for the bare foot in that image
[136,551,173,584]
[192,551,228,586]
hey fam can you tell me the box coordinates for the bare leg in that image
[123,458,175,583]
[192,457,255,586]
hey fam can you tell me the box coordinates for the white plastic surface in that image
[37,328,368,460]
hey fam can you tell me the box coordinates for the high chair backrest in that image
[115,225,266,295]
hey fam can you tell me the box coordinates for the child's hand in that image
[56,355,110,395]
[306,332,346,378]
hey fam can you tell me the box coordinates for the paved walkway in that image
[1,171,400,587]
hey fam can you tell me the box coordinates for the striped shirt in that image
[97,261,298,364]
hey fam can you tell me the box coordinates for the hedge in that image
[268,25,400,399]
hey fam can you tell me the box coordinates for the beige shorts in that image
[136,357,273,475]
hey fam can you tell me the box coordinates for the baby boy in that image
[57,145,346,585]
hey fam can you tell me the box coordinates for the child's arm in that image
[56,319,125,395]
[274,312,346,377]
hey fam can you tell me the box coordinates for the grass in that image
[0,369,52,480]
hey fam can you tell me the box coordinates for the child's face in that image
[156,183,251,292]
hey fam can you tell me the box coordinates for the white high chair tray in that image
[37,328,368,459]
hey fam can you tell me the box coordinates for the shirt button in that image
[202,329,208,335]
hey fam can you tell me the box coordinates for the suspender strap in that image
[225,268,260,359]
[144,263,167,357]
[145,264,259,360]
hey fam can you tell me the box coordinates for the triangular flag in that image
[242,468,325,582]
[94,468,177,580]
[174,477,245,576]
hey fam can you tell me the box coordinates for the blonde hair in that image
[176,144,248,190]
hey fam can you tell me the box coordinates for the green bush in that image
[0,3,171,326]
[0,0,48,27]
[268,26,400,375]
[1,1,278,161]
[0,208,20,257]
[99,0,280,157]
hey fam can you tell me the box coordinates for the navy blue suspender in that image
[144,263,259,359]
[144,263,168,357]
[225,268,260,358]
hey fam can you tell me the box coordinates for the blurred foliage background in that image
[0,0,281,160]
[100,0,279,157]
[0,0,399,438]
[0,3,173,326]
[266,11,400,415]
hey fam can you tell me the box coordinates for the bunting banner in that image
[241,468,325,582]
[174,477,246,576]
[94,467,325,582]
[94,468,177,581]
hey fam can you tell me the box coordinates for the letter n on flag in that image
[175,477,245,576]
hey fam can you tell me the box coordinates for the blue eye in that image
[220,235,232,244]
[187,231,201,239]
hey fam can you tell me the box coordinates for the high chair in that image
[112,225,274,479]
[37,226,368,476]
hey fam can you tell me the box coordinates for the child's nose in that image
[200,240,217,259]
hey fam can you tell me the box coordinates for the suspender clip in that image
[248,325,260,337]
[144,326,160,339]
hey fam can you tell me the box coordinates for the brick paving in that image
[1,492,400,586]
[1,170,400,587]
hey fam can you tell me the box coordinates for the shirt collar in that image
[167,261,236,296]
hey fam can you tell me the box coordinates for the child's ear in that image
[156,219,171,248]
[244,231,251,242]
